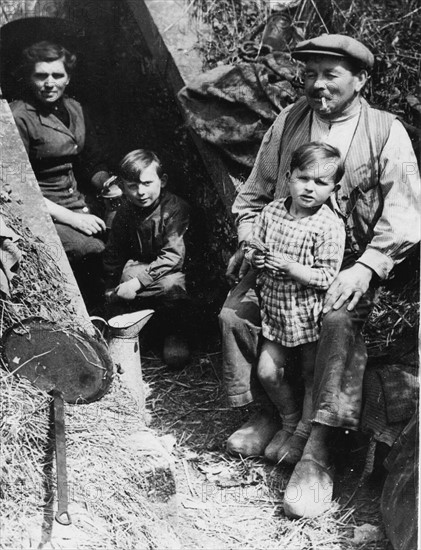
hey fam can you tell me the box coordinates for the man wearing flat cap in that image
[219,34,420,518]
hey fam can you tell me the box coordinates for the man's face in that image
[304,56,367,119]
[30,58,70,105]
[121,162,163,209]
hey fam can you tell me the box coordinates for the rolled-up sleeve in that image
[357,120,421,278]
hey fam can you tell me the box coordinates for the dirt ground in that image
[141,348,393,550]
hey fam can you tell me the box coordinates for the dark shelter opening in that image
[0,9,236,349]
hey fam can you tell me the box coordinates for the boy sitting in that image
[103,149,191,368]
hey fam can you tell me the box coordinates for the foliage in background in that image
[190,0,421,125]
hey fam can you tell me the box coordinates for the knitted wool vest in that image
[274,97,396,254]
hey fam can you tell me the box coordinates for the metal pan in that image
[1,318,114,525]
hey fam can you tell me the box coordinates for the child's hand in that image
[115,279,141,300]
[265,252,290,274]
[250,250,266,270]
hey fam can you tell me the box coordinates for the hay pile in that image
[0,197,79,334]
[0,370,181,549]
[0,199,181,549]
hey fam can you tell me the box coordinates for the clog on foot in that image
[283,458,334,518]
[277,433,308,465]
[226,412,281,457]
[264,429,292,463]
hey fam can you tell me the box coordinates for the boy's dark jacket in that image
[103,190,190,290]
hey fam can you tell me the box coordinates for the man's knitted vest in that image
[274,97,396,255]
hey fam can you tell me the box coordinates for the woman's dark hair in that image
[118,149,164,181]
[20,40,77,79]
[290,141,345,184]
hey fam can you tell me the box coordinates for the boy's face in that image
[121,162,165,209]
[288,162,338,214]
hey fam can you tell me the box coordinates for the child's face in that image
[121,162,164,209]
[288,163,338,214]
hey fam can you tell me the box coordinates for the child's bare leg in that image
[257,339,300,462]
[277,342,316,464]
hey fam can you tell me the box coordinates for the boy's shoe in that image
[277,433,308,465]
[226,412,282,457]
[264,429,292,462]
[163,334,190,369]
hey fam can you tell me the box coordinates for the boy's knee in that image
[257,360,278,386]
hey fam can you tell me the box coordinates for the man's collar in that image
[312,98,364,125]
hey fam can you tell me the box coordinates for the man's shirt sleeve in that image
[233,107,292,243]
[357,119,421,278]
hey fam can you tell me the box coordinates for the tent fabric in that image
[178,53,302,167]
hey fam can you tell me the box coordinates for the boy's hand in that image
[265,252,290,274]
[115,279,141,300]
[250,250,266,270]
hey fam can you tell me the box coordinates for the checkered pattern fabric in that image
[246,198,345,346]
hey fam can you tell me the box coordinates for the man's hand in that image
[225,246,250,287]
[115,278,141,300]
[70,212,106,236]
[324,263,373,313]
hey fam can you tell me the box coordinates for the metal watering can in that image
[90,310,154,409]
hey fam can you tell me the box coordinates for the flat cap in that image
[292,34,374,69]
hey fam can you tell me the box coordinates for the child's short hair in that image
[290,142,344,184]
[118,149,164,181]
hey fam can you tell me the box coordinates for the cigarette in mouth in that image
[321,97,327,109]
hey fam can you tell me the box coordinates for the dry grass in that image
[0,197,79,335]
[0,370,182,549]
[0,346,391,549]
[364,276,419,354]
[142,352,390,549]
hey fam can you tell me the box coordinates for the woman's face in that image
[29,58,70,105]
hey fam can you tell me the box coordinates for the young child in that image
[245,141,346,465]
[103,149,191,368]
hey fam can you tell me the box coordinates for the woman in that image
[11,41,112,305]
[10,40,113,257]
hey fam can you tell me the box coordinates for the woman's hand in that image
[69,212,106,235]
[116,278,141,300]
